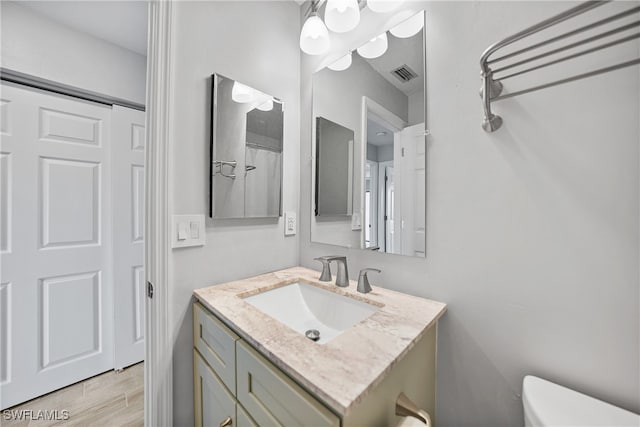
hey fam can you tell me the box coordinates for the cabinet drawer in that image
[193,302,239,394]
[194,350,236,427]
[236,341,339,427]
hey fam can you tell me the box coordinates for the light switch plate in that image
[172,214,206,248]
[284,211,296,236]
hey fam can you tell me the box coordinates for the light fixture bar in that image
[303,0,367,19]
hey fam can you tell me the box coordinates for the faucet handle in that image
[314,257,332,282]
[357,268,381,294]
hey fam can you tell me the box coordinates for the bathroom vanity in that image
[192,267,446,426]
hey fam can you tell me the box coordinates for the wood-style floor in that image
[2,363,143,427]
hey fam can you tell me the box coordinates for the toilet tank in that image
[523,376,639,426]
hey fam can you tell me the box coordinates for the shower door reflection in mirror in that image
[311,10,426,256]
[210,73,283,218]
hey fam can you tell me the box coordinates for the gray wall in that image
[168,2,300,425]
[0,2,147,104]
[300,1,639,426]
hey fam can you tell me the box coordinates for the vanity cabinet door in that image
[236,405,258,427]
[194,302,239,394]
[236,341,339,427]
[194,350,236,427]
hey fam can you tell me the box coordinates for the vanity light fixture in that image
[357,32,388,59]
[300,2,330,55]
[328,52,353,71]
[366,0,403,13]
[231,81,255,103]
[325,0,360,33]
[389,10,424,38]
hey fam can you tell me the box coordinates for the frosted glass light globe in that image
[256,99,274,111]
[367,0,403,13]
[328,52,352,71]
[390,11,424,38]
[231,82,255,103]
[300,12,330,55]
[325,0,360,33]
[357,33,388,59]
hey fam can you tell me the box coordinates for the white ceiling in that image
[367,118,394,146]
[20,1,148,56]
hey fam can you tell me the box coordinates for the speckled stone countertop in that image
[193,266,447,416]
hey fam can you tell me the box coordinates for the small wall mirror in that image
[315,116,354,216]
[210,73,283,218]
[311,11,426,256]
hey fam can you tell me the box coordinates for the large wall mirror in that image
[311,11,426,257]
[210,73,283,219]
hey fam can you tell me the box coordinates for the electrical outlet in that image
[284,211,296,236]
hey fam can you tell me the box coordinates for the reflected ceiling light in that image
[253,92,274,111]
[390,11,424,38]
[357,32,388,59]
[367,0,403,14]
[328,52,352,71]
[300,11,330,55]
[325,0,360,33]
[256,99,274,111]
[231,81,255,103]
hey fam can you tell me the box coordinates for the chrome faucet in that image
[357,268,381,294]
[313,256,332,281]
[325,256,349,287]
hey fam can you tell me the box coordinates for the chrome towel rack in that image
[213,160,237,179]
[479,1,640,132]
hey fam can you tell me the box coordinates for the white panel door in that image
[397,123,426,257]
[112,105,145,369]
[0,83,113,409]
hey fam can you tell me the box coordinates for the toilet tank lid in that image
[522,376,639,427]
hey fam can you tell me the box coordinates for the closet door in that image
[0,83,113,409]
[112,105,145,369]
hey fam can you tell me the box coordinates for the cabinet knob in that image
[220,416,233,427]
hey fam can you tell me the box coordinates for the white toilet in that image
[523,375,640,426]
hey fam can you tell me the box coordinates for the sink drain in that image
[305,329,320,342]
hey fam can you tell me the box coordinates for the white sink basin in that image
[243,281,380,344]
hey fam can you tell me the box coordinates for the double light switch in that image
[172,214,206,248]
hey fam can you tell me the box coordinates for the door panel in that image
[0,83,113,409]
[397,123,426,257]
[0,152,11,253]
[0,281,10,385]
[40,271,102,368]
[112,105,145,369]
[40,157,100,248]
[39,108,103,146]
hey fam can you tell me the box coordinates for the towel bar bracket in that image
[479,1,640,132]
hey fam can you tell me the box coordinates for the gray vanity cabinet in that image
[193,351,237,427]
[193,302,339,427]
[236,341,339,427]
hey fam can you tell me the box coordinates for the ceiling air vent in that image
[391,65,418,83]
